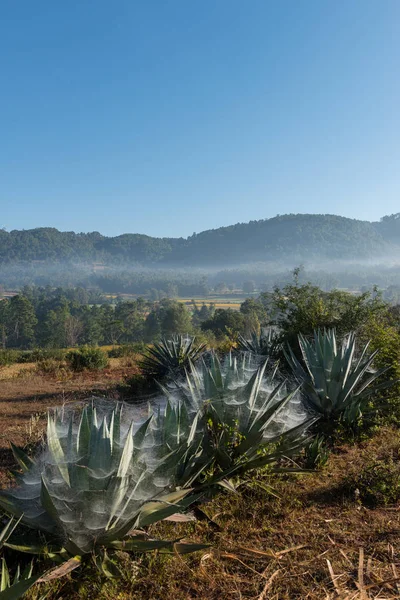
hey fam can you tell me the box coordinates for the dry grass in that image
[0,364,399,598]
[6,430,400,599]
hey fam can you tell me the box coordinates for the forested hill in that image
[1,213,399,266]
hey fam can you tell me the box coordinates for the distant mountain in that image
[1,213,399,267]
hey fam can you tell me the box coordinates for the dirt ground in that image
[0,359,139,486]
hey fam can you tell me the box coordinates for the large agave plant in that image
[237,328,281,359]
[285,329,389,427]
[140,335,206,381]
[0,402,207,567]
[162,353,314,481]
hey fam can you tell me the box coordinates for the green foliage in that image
[0,348,66,366]
[285,329,389,433]
[0,517,42,599]
[267,273,386,358]
[358,316,400,424]
[201,309,246,338]
[0,214,396,270]
[144,300,193,341]
[66,346,108,371]
[237,328,281,359]
[350,457,400,507]
[0,350,20,366]
[140,335,206,381]
[344,433,400,507]
[302,435,329,470]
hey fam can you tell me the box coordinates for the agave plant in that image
[0,402,207,575]
[0,516,42,600]
[285,329,389,428]
[140,335,206,381]
[162,352,314,482]
[237,328,281,359]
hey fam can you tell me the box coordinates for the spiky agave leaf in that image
[0,401,203,556]
[0,558,41,599]
[0,517,42,599]
[140,335,206,381]
[285,329,390,426]
[237,327,282,359]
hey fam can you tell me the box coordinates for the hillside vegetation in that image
[2,213,400,266]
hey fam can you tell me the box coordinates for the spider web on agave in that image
[158,352,315,478]
[0,399,204,556]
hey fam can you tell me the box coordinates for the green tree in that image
[7,295,37,348]
[144,300,193,340]
[201,308,245,338]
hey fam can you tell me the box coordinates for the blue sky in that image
[1,1,399,238]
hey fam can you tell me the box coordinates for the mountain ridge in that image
[1,213,399,266]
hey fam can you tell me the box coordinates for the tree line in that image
[1,275,396,353]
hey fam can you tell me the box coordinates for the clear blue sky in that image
[1,1,399,238]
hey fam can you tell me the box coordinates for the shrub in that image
[358,317,400,424]
[350,457,400,507]
[237,327,281,360]
[29,348,66,362]
[302,434,329,470]
[0,349,20,366]
[35,359,69,378]
[167,352,313,482]
[66,346,108,371]
[344,433,400,507]
[0,348,66,366]
[125,373,158,397]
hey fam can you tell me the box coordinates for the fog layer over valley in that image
[2,213,400,294]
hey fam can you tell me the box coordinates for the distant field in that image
[178,297,245,311]
[103,293,247,311]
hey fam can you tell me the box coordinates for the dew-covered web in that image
[4,397,190,553]
[164,351,309,442]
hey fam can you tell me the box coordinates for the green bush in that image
[302,434,329,470]
[344,431,400,507]
[66,346,108,371]
[35,358,69,377]
[28,348,66,362]
[346,457,400,507]
[0,348,66,366]
[0,349,20,366]
[358,317,400,424]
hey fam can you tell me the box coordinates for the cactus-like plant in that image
[237,328,281,359]
[162,353,314,482]
[140,335,206,381]
[0,402,207,565]
[285,329,390,428]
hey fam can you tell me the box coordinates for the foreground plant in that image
[0,402,207,588]
[285,329,389,432]
[0,517,43,599]
[140,335,206,381]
